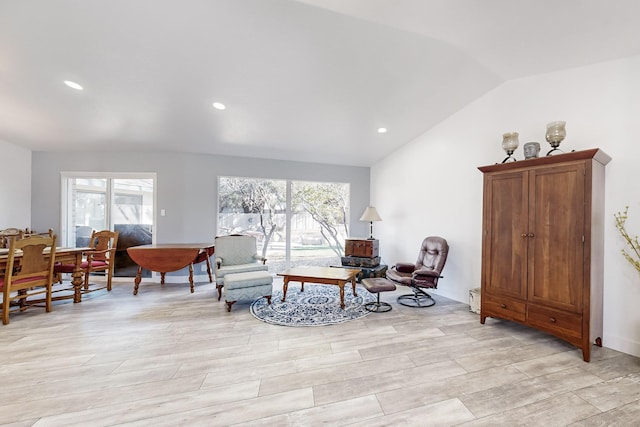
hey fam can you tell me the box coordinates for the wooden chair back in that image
[0,228,22,248]
[88,230,119,261]
[21,228,54,239]
[1,234,57,325]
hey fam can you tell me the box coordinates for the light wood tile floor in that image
[1,277,639,426]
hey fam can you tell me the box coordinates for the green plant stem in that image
[615,206,640,273]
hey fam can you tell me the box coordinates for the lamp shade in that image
[360,206,382,222]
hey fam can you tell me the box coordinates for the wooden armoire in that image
[478,148,611,362]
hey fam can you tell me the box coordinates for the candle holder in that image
[545,121,566,155]
[501,132,519,163]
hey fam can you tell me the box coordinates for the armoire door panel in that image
[528,164,585,312]
[483,171,528,300]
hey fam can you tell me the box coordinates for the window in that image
[61,173,155,276]
[218,177,349,272]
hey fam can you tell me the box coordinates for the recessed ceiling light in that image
[212,102,226,110]
[377,127,387,134]
[64,80,83,90]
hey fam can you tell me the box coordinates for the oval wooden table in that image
[127,243,214,294]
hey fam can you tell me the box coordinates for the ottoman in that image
[361,278,396,312]
[223,271,273,312]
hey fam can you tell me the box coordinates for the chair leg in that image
[2,290,9,325]
[107,266,114,291]
[45,284,52,313]
[18,289,27,308]
[226,300,236,312]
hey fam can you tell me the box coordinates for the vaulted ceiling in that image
[2,0,639,166]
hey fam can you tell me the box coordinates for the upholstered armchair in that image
[214,234,267,300]
[386,236,449,308]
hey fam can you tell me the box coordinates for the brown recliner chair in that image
[386,236,449,307]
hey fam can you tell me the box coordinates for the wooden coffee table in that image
[277,266,361,309]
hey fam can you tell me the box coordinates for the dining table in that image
[127,243,215,295]
[0,246,93,303]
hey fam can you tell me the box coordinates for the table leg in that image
[206,256,213,283]
[282,277,289,302]
[339,282,345,309]
[161,272,166,284]
[72,252,84,303]
[189,264,194,293]
[301,281,305,292]
[133,266,142,295]
[351,277,358,297]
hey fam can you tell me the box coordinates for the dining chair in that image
[54,229,119,293]
[0,234,57,325]
[0,228,22,248]
[1,228,54,278]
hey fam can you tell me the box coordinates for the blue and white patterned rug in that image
[250,284,376,326]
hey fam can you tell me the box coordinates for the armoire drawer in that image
[527,304,583,340]
[482,294,526,322]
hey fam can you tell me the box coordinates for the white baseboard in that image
[602,332,640,358]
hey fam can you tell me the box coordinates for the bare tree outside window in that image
[292,181,349,258]
[218,177,285,259]
[218,177,349,270]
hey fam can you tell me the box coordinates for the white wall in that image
[31,150,371,244]
[372,54,640,357]
[0,140,31,228]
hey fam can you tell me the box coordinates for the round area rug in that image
[250,284,376,326]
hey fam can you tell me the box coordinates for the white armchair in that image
[214,234,267,300]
